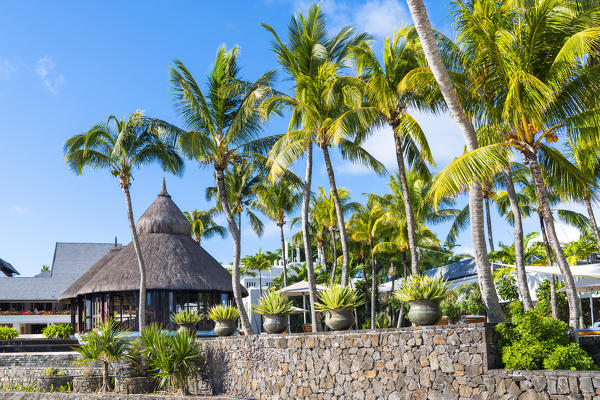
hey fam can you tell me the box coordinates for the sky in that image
[0,1,593,277]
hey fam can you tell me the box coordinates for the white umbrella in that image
[279,281,326,324]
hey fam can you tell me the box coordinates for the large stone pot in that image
[114,376,156,394]
[263,314,287,334]
[325,309,355,331]
[407,300,442,326]
[214,319,237,336]
[177,323,197,336]
[37,375,73,391]
[72,375,102,393]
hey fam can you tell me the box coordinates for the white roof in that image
[524,264,600,278]
[279,281,326,296]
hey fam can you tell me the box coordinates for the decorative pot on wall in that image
[262,314,287,334]
[407,300,442,326]
[177,323,197,336]
[325,309,355,331]
[213,319,237,336]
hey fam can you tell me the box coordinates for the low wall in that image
[200,325,600,400]
[0,394,246,400]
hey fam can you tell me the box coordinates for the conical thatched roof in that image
[60,181,243,300]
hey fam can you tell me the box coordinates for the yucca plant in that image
[394,275,450,302]
[253,290,293,316]
[170,309,203,325]
[314,285,366,312]
[207,305,240,321]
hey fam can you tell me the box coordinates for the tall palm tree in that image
[253,178,303,287]
[206,162,264,238]
[169,46,275,334]
[405,0,504,323]
[432,0,600,335]
[348,194,388,329]
[260,4,378,331]
[183,209,226,245]
[311,187,360,285]
[241,247,272,296]
[64,111,183,333]
[352,28,437,275]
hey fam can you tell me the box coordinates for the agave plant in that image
[314,285,366,312]
[394,275,450,302]
[170,309,204,325]
[207,305,240,321]
[253,290,294,316]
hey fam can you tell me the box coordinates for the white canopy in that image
[524,264,600,278]
[557,278,600,293]
[279,281,326,296]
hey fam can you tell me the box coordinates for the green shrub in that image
[394,275,450,302]
[440,289,461,323]
[0,327,18,339]
[315,285,365,311]
[43,324,73,339]
[170,309,203,325]
[375,313,391,328]
[122,338,145,377]
[253,290,294,315]
[456,283,486,315]
[543,343,598,370]
[207,304,240,321]
[496,275,519,302]
[140,325,202,394]
[534,279,568,318]
[495,308,596,370]
[43,367,58,377]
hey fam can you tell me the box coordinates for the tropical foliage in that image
[314,285,366,312]
[253,290,294,316]
[207,305,240,321]
[394,275,450,302]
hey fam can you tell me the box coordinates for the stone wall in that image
[200,325,600,400]
[0,394,244,400]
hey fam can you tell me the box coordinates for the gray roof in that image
[423,258,502,281]
[0,258,19,277]
[0,243,114,301]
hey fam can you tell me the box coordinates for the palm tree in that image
[348,194,388,328]
[352,28,438,275]
[311,187,360,285]
[429,0,600,335]
[260,4,377,331]
[241,247,272,296]
[183,209,226,245]
[405,0,504,323]
[253,178,303,287]
[206,162,264,238]
[169,46,275,335]
[64,111,183,334]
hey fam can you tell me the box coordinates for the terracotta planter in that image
[407,300,442,326]
[262,314,287,334]
[325,309,355,331]
[114,376,156,394]
[213,319,237,336]
[37,375,73,391]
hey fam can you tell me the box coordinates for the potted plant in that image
[394,275,450,326]
[38,368,73,392]
[170,309,203,336]
[253,290,293,334]
[315,285,366,331]
[73,319,130,392]
[207,304,240,336]
[114,337,156,394]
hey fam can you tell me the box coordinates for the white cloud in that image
[9,205,32,216]
[0,58,15,80]
[35,56,66,94]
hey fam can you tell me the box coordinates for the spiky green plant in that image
[314,284,366,312]
[170,310,203,325]
[394,275,450,302]
[253,290,294,316]
[207,305,240,321]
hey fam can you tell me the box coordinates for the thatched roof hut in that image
[61,180,243,332]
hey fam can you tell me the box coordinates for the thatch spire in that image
[135,180,191,235]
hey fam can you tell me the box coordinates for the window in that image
[246,281,256,288]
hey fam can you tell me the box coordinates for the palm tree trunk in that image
[302,141,321,332]
[279,223,288,288]
[584,198,600,251]
[485,197,495,252]
[392,130,419,275]
[527,154,579,339]
[370,240,377,329]
[329,227,338,286]
[321,145,351,286]
[215,168,254,335]
[539,213,559,319]
[503,169,533,310]
[406,0,504,323]
[396,259,408,328]
[121,183,147,334]
[101,361,109,392]
[258,270,263,297]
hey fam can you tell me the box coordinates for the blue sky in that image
[0,1,588,276]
